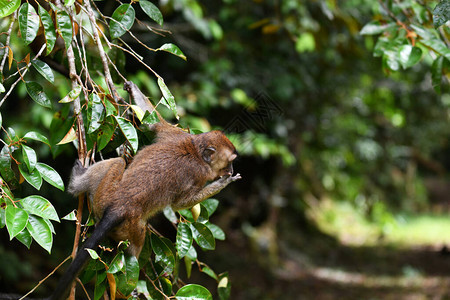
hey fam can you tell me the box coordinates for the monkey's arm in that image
[173,174,241,210]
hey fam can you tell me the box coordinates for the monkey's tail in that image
[47,209,123,300]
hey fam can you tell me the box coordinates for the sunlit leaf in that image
[190,222,215,250]
[398,45,422,69]
[201,199,219,217]
[15,228,32,248]
[21,195,60,222]
[176,284,213,300]
[206,223,225,241]
[18,3,39,45]
[56,126,77,145]
[217,273,231,300]
[360,21,395,35]
[114,116,138,154]
[62,210,77,221]
[23,131,50,146]
[108,252,125,274]
[59,86,82,103]
[25,81,51,108]
[32,59,55,83]
[157,77,178,119]
[151,233,175,274]
[5,205,28,239]
[56,10,73,49]
[157,43,186,61]
[176,222,193,258]
[19,164,42,190]
[433,0,450,28]
[110,4,135,39]
[88,94,104,134]
[27,215,53,253]
[36,162,64,191]
[0,0,19,18]
[21,144,37,172]
[38,5,56,55]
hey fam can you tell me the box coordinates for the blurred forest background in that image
[0,0,450,299]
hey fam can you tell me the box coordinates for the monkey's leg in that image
[173,174,241,210]
[114,218,147,258]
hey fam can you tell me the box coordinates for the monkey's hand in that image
[174,173,242,210]
[218,173,242,184]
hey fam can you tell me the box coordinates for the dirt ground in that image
[204,230,450,300]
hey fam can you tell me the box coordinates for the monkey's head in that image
[198,131,238,180]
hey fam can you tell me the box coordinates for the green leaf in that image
[151,233,175,274]
[206,223,225,241]
[110,4,135,39]
[217,273,231,300]
[21,195,60,222]
[129,105,145,122]
[88,94,105,134]
[184,256,193,279]
[157,43,186,61]
[176,223,193,258]
[190,222,215,250]
[157,77,179,119]
[23,131,50,146]
[139,0,163,26]
[432,56,444,93]
[15,228,32,248]
[32,59,55,83]
[114,116,138,154]
[5,205,29,239]
[22,144,37,172]
[0,83,4,93]
[200,265,218,280]
[116,255,139,295]
[65,0,75,7]
[360,21,395,35]
[56,10,73,49]
[36,162,65,191]
[25,81,52,108]
[108,251,125,274]
[18,3,39,45]
[201,199,219,217]
[0,146,18,188]
[433,0,450,28]
[0,113,2,128]
[97,117,116,151]
[163,206,178,223]
[398,45,422,69]
[27,214,53,253]
[0,0,19,17]
[176,284,213,300]
[62,210,77,221]
[142,110,159,125]
[59,85,82,103]
[86,248,100,259]
[38,5,57,55]
[19,164,43,190]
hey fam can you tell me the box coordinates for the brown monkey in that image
[48,84,241,300]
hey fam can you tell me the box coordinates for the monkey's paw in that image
[219,173,241,184]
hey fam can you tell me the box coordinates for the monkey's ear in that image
[202,146,216,163]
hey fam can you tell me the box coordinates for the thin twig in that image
[83,0,122,104]
[19,256,72,300]
[0,44,46,108]
[0,12,16,75]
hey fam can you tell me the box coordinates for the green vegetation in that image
[0,0,449,299]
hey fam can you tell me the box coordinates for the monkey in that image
[48,84,241,300]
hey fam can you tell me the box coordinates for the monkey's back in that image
[98,136,213,221]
